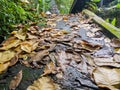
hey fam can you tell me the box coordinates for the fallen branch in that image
[83,9,120,38]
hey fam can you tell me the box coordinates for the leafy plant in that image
[0,0,51,42]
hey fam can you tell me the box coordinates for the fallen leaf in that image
[0,38,21,50]
[27,76,59,90]
[93,67,120,90]
[111,38,120,48]
[9,55,18,66]
[63,16,68,21]
[42,61,56,76]
[20,40,39,53]
[94,57,120,67]
[80,40,101,51]
[12,29,27,40]
[9,70,22,90]
[27,33,38,39]
[0,62,10,74]
[113,54,120,63]
[0,50,15,64]
[29,50,49,62]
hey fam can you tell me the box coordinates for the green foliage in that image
[106,18,117,26]
[0,0,27,39]
[0,0,51,41]
[91,0,101,3]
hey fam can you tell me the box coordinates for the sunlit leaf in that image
[42,61,56,76]
[0,38,21,50]
[27,76,59,90]
[93,67,120,90]
[11,29,27,40]
[20,0,29,4]
[0,62,10,74]
[20,40,39,53]
[0,50,15,64]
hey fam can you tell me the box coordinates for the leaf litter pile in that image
[0,13,120,90]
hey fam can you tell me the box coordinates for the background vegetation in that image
[0,0,51,42]
[0,0,120,43]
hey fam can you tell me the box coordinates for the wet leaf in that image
[27,76,59,90]
[0,62,10,74]
[0,50,15,64]
[9,70,22,90]
[93,67,120,90]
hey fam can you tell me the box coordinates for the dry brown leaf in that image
[111,38,120,48]
[9,70,22,90]
[0,50,15,64]
[0,38,21,50]
[94,57,120,67]
[27,33,38,39]
[29,50,49,62]
[9,55,18,66]
[113,54,120,63]
[27,76,59,90]
[20,40,39,53]
[93,67,120,90]
[63,16,68,21]
[42,61,56,76]
[0,62,10,74]
[80,40,101,51]
[11,29,26,40]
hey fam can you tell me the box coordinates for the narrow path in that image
[0,12,120,90]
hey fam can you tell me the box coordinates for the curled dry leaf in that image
[93,67,120,90]
[27,33,38,39]
[9,55,18,66]
[42,61,56,76]
[0,38,21,50]
[111,38,120,48]
[27,76,59,90]
[0,50,15,64]
[11,29,27,40]
[9,70,22,90]
[0,62,10,74]
[113,54,120,63]
[29,50,49,62]
[80,40,101,51]
[20,40,39,53]
[94,57,120,67]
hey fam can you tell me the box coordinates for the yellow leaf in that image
[42,62,56,76]
[0,62,10,74]
[0,50,15,64]
[12,29,27,40]
[93,67,120,90]
[20,40,39,53]
[0,38,21,50]
[27,76,59,90]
